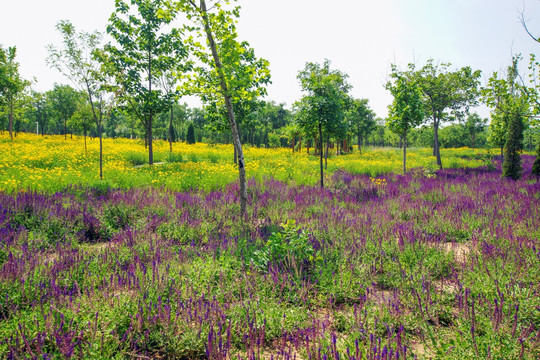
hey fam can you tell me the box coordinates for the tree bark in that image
[319,122,323,188]
[169,106,174,153]
[433,120,442,168]
[147,47,154,166]
[85,81,103,181]
[99,123,103,180]
[199,0,247,215]
[8,103,14,141]
[403,132,407,174]
[148,118,154,165]
[325,139,329,170]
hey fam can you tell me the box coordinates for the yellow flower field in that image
[0,132,490,193]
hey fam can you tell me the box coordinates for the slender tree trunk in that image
[299,136,302,153]
[169,106,174,153]
[148,118,154,165]
[403,132,407,174]
[8,104,14,141]
[434,120,442,168]
[99,123,103,180]
[199,0,247,215]
[292,136,295,153]
[500,145,504,165]
[325,140,329,170]
[319,122,323,188]
[233,145,238,165]
[64,119,67,140]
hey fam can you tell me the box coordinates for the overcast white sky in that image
[1,0,539,118]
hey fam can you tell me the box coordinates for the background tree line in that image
[2,49,538,155]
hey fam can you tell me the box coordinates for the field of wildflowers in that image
[0,133,539,359]
[0,133,490,193]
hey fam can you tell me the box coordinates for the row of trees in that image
[2,84,498,152]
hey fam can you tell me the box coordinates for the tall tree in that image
[296,59,351,187]
[47,84,79,139]
[0,45,30,140]
[463,113,487,148]
[175,0,270,216]
[48,20,108,180]
[518,13,540,173]
[394,61,481,167]
[104,0,189,165]
[502,99,528,180]
[186,123,196,144]
[483,57,531,165]
[70,96,95,153]
[386,74,424,173]
[30,91,51,136]
[349,98,376,154]
[159,72,184,152]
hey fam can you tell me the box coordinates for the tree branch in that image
[520,10,540,43]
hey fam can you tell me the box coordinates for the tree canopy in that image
[104,0,190,165]
[296,59,351,187]
[386,73,424,173]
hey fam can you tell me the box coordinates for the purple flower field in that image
[1,156,539,359]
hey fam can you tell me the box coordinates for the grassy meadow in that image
[0,133,539,359]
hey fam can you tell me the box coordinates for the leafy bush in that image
[125,152,146,166]
[251,219,320,278]
[167,152,183,163]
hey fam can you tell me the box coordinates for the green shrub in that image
[167,152,183,163]
[251,219,320,278]
[125,152,146,166]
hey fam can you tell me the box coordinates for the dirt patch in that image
[368,287,394,306]
[85,242,114,253]
[409,340,435,359]
[441,242,472,263]
[434,281,459,294]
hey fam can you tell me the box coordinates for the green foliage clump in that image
[502,111,524,180]
[125,151,147,166]
[251,219,320,278]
